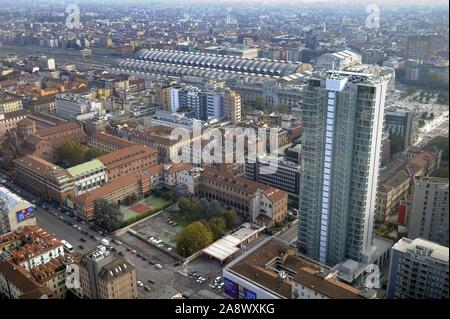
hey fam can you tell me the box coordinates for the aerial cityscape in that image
[0,0,448,302]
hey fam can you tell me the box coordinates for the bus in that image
[61,240,74,253]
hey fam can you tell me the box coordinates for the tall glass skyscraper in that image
[298,67,390,267]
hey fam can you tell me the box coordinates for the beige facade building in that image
[223,89,241,124]
[408,176,449,247]
[80,247,137,299]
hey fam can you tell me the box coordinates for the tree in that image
[255,96,265,110]
[178,196,199,220]
[59,141,86,166]
[223,209,238,229]
[59,141,102,166]
[208,199,224,218]
[94,199,123,232]
[176,221,213,257]
[178,196,191,214]
[86,148,103,161]
[208,217,226,240]
[197,198,211,219]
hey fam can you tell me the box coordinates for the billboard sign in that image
[224,277,258,299]
[16,206,35,223]
[224,277,239,299]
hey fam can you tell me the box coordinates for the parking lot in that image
[117,231,226,299]
[131,210,182,249]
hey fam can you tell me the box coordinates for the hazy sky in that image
[24,0,450,5]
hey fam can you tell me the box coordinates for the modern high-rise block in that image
[408,176,449,247]
[387,237,449,299]
[298,67,391,266]
[223,89,241,124]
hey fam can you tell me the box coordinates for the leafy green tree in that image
[255,96,265,110]
[176,221,213,257]
[94,199,123,232]
[86,148,103,161]
[223,209,238,229]
[197,198,211,219]
[59,141,103,166]
[208,217,226,240]
[178,196,191,214]
[59,141,86,166]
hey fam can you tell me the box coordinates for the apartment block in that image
[408,176,449,247]
[387,237,449,299]
[79,247,137,299]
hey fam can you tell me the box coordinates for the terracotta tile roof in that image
[98,145,157,170]
[36,121,83,138]
[200,167,287,203]
[3,226,64,264]
[30,253,81,283]
[165,163,195,174]
[13,155,71,182]
[90,132,136,149]
[146,164,165,176]
[0,261,53,299]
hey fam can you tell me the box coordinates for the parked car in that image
[144,285,151,292]
[137,281,144,287]
[78,244,84,250]
[80,237,86,242]
[155,264,162,269]
[147,279,154,284]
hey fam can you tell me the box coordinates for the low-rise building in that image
[87,132,136,154]
[0,261,55,299]
[126,125,191,164]
[196,167,288,226]
[97,144,158,181]
[0,225,80,299]
[223,238,371,299]
[73,171,150,221]
[13,155,75,205]
[0,109,29,138]
[67,159,108,196]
